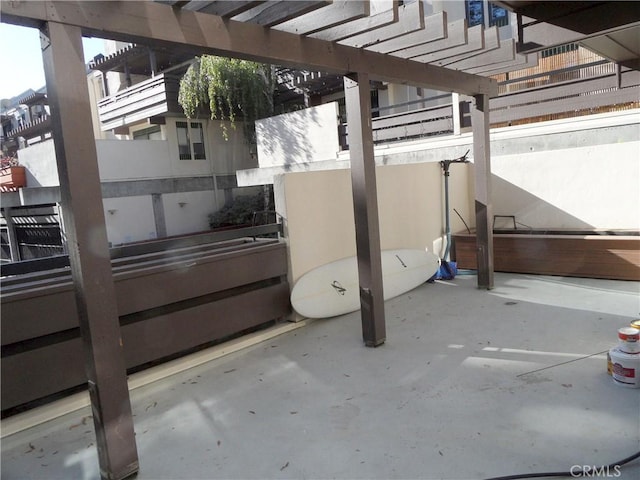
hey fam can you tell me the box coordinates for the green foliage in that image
[209,193,274,229]
[178,56,274,141]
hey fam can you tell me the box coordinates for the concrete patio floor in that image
[2,272,639,479]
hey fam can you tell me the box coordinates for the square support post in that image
[151,193,167,238]
[41,22,139,480]
[344,73,386,347]
[471,93,494,289]
[3,207,20,262]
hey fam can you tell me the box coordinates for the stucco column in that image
[152,193,167,238]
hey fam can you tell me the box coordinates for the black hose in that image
[453,208,471,234]
[483,450,640,480]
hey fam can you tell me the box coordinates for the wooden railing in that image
[339,102,455,149]
[489,49,640,127]
[493,46,615,93]
[339,47,640,147]
[97,73,182,131]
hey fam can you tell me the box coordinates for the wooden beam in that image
[466,52,538,75]
[0,0,497,96]
[446,39,516,71]
[275,0,369,36]
[339,0,424,48]
[366,11,447,54]
[184,1,266,18]
[412,24,485,63]
[40,20,139,480]
[232,0,330,27]
[344,72,386,347]
[471,93,494,290]
[308,2,398,42]
[155,0,191,7]
[434,26,499,66]
[393,19,467,58]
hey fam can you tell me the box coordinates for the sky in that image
[0,23,106,100]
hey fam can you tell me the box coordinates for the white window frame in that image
[176,120,206,160]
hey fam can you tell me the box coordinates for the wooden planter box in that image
[0,166,26,191]
[453,232,640,281]
[1,239,291,412]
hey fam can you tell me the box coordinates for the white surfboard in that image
[291,249,439,319]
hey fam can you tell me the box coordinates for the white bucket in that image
[609,347,640,388]
[618,327,640,354]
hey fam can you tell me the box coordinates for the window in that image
[133,125,162,140]
[466,1,509,28]
[176,121,206,160]
[541,43,578,58]
[190,122,206,159]
[488,3,508,27]
[466,0,484,27]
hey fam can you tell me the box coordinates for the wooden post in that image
[149,48,158,77]
[55,202,68,254]
[3,207,20,262]
[344,73,386,347]
[472,93,494,289]
[41,21,139,480]
[451,92,461,135]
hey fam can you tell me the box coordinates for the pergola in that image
[2,2,638,479]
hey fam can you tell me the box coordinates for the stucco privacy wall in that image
[17,140,59,187]
[255,102,340,168]
[490,141,640,230]
[271,110,639,289]
[275,162,471,284]
[367,114,640,232]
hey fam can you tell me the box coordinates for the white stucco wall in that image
[255,102,340,168]
[15,121,253,245]
[103,195,157,245]
[275,162,471,284]
[271,110,639,288]
[204,118,257,174]
[16,140,59,187]
[490,142,640,230]
[163,190,217,237]
[18,137,215,184]
[98,139,173,179]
